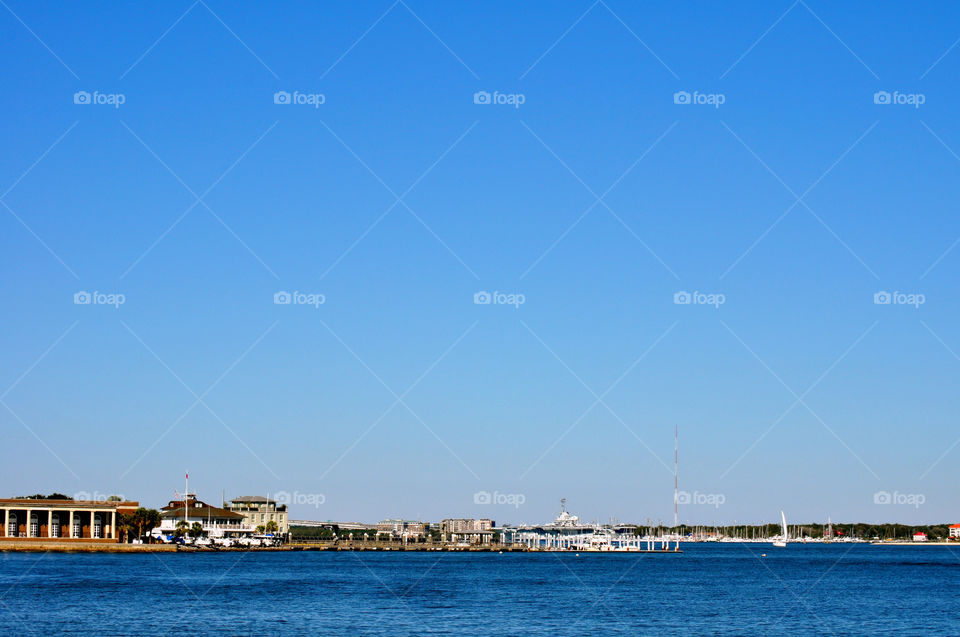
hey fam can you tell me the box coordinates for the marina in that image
[501,500,681,552]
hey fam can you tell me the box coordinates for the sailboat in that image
[773,511,787,547]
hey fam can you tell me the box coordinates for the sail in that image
[780,511,787,539]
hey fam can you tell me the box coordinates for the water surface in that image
[1,544,958,634]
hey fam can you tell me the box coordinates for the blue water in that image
[1,544,958,635]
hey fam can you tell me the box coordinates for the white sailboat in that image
[773,511,787,547]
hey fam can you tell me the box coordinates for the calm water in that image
[1,544,958,635]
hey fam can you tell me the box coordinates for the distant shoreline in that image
[2,539,955,553]
[869,541,960,546]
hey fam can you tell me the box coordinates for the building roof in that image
[229,495,276,504]
[950,524,960,528]
[160,506,243,521]
[160,498,242,520]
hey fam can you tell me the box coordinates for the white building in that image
[153,495,256,540]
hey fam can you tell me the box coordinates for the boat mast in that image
[674,425,679,530]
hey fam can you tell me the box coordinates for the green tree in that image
[130,508,162,541]
[174,520,189,538]
[264,520,278,534]
[116,513,134,543]
[189,522,204,538]
[17,493,72,500]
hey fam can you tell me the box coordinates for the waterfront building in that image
[376,519,427,540]
[0,497,139,542]
[226,496,289,534]
[154,494,255,540]
[291,520,373,532]
[499,500,597,548]
[498,499,673,551]
[913,532,928,542]
[950,525,960,539]
[439,518,495,544]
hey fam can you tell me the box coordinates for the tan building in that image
[376,519,427,539]
[0,498,139,542]
[226,496,288,534]
[440,518,495,544]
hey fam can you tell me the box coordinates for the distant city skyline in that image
[3,1,960,525]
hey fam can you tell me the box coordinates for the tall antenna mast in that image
[674,426,679,529]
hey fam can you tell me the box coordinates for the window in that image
[51,514,60,538]
[29,513,38,538]
[73,516,81,538]
[93,515,102,539]
[7,513,16,537]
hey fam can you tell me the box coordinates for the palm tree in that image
[175,520,189,538]
[130,508,162,542]
[189,522,204,538]
[264,520,278,534]
[116,513,134,543]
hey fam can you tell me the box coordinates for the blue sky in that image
[2,1,960,525]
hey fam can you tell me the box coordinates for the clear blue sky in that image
[2,1,959,525]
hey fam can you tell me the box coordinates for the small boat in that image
[773,511,787,547]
